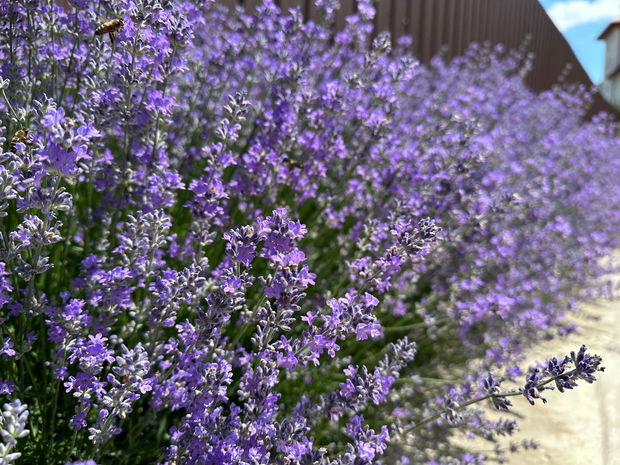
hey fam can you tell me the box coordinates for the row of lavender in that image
[0,1,616,464]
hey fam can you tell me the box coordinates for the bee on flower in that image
[10,129,33,151]
[94,18,124,44]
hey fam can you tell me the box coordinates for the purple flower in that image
[0,262,12,308]
[0,399,29,463]
[41,106,65,129]
[0,378,15,396]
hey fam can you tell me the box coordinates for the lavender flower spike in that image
[0,399,29,465]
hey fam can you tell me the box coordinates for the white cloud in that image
[546,0,620,31]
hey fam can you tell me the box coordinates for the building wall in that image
[603,27,620,76]
[601,77,620,109]
[601,27,620,109]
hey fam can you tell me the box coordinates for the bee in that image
[10,129,34,151]
[282,157,301,170]
[94,18,124,44]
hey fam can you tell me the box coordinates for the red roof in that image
[598,16,620,40]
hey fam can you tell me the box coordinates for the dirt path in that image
[502,292,620,464]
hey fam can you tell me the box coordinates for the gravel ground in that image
[504,292,620,465]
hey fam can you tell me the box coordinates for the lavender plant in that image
[0,0,617,464]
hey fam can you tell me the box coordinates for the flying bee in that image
[10,129,34,151]
[94,18,124,44]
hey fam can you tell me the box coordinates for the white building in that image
[599,16,620,109]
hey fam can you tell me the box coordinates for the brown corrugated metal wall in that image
[228,0,618,116]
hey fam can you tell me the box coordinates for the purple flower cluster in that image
[0,1,617,464]
[0,399,29,464]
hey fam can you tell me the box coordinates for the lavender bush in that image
[0,0,616,464]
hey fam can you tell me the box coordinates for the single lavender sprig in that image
[522,344,605,405]
[405,345,604,433]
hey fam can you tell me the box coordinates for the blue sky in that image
[540,0,620,83]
